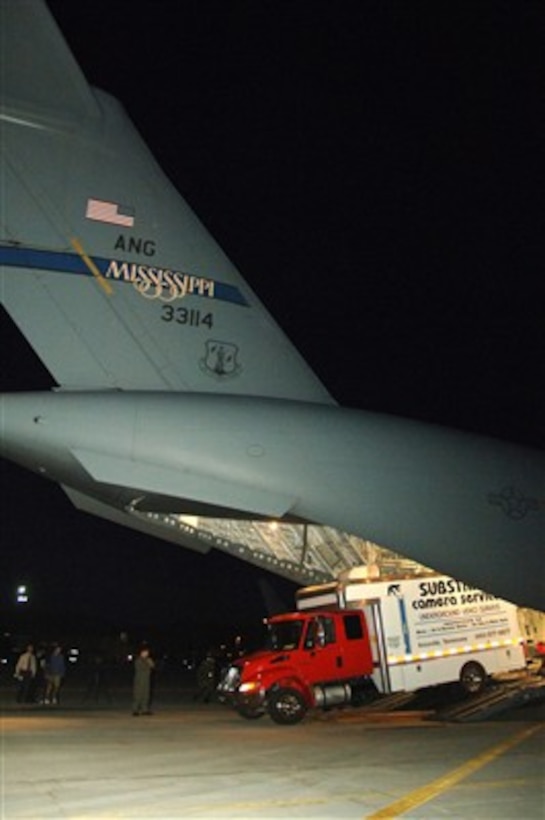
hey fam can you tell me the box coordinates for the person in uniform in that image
[132,646,155,715]
[194,650,217,703]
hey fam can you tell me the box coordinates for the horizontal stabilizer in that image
[72,447,296,519]
[62,486,212,555]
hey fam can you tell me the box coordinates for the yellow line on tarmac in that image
[368,723,543,819]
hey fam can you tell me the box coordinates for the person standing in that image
[44,645,66,705]
[82,654,112,703]
[194,650,217,703]
[132,646,155,715]
[15,643,37,703]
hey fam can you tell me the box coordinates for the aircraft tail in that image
[0,0,333,403]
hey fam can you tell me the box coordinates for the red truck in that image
[217,574,525,724]
[217,608,374,724]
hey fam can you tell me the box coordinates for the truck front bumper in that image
[217,675,266,716]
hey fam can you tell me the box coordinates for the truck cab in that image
[217,609,373,724]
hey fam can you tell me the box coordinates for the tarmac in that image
[1,674,544,819]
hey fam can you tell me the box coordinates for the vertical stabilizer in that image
[0,0,333,403]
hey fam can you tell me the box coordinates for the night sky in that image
[1,1,543,644]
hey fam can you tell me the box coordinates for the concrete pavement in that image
[1,681,543,818]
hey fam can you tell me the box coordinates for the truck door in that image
[297,615,346,684]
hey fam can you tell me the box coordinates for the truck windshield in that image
[267,620,304,651]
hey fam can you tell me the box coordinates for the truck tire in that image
[268,687,307,725]
[460,661,486,694]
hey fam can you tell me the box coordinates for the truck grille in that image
[217,664,241,693]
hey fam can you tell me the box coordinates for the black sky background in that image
[2,1,543,644]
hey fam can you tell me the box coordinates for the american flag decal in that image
[85,198,135,227]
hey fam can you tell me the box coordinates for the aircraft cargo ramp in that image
[434,674,545,722]
[346,672,545,724]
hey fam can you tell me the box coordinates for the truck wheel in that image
[460,661,486,694]
[268,687,307,725]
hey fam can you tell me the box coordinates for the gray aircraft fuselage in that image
[1,390,543,609]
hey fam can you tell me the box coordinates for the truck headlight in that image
[239,681,260,693]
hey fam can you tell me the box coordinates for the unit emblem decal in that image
[200,340,241,379]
